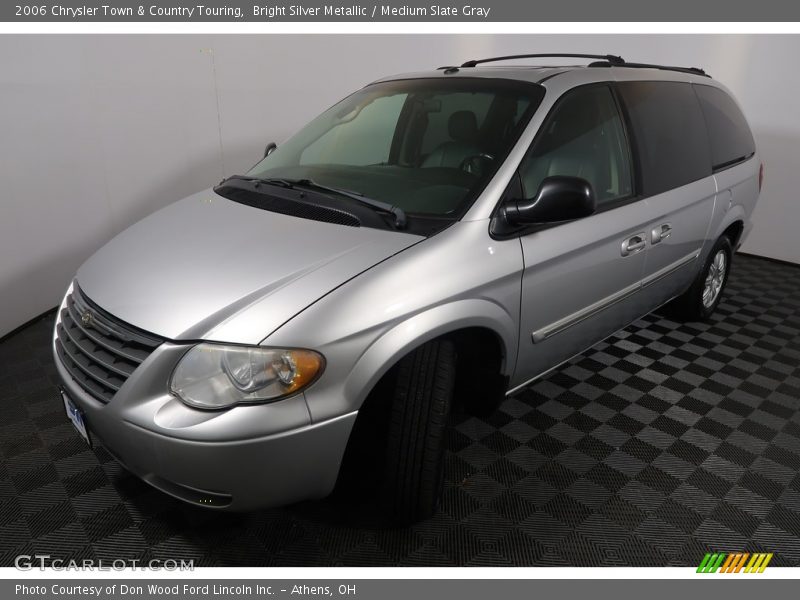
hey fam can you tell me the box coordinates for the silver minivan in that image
[54,54,762,522]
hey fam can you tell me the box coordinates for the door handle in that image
[621,233,646,257]
[651,223,673,244]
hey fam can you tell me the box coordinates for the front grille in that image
[55,285,164,403]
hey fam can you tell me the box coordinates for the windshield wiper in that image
[221,175,296,189]
[221,175,407,230]
[289,179,407,230]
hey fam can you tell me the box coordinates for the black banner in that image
[4,0,800,22]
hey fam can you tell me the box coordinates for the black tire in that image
[381,339,457,524]
[667,236,733,322]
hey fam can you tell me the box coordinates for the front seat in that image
[521,103,604,200]
[422,110,483,169]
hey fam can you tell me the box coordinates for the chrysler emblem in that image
[81,310,94,328]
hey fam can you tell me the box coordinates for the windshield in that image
[247,78,544,218]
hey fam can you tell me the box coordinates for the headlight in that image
[170,344,324,409]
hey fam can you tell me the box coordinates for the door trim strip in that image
[510,288,688,395]
[530,250,700,344]
[532,280,642,344]
[642,250,700,288]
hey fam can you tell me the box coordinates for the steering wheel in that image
[459,153,495,175]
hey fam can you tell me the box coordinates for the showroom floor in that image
[1,253,799,567]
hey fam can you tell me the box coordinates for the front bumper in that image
[53,329,356,512]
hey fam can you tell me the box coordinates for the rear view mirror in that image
[264,142,277,158]
[505,176,596,225]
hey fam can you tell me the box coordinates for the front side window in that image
[519,85,633,206]
[247,78,543,217]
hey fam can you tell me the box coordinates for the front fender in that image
[343,298,517,408]
[264,220,525,424]
[298,298,518,423]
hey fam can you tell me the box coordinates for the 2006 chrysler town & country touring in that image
[54,54,762,522]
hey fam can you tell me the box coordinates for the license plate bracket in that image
[61,388,92,448]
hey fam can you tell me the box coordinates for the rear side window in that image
[694,84,755,171]
[618,81,711,196]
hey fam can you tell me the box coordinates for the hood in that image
[76,189,422,344]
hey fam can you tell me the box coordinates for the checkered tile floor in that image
[1,253,799,566]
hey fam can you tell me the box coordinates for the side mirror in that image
[264,142,277,158]
[505,176,596,225]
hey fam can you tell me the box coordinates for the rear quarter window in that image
[694,84,756,171]
[617,81,712,196]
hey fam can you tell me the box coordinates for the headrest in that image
[448,110,479,143]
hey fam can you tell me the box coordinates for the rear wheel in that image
[666,236,732,322]
[380,339,457,524]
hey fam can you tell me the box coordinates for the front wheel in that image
[667,236,732,322]
[380,339,456,524]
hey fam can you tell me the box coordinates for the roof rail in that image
[590,60,709,77]
[458,53,625,68]
[450,53,711,78]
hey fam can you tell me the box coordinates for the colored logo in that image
[697,552,773,573]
